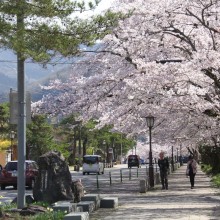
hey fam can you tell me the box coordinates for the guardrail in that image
[95,163,181,189]
[95,167,158,189]
[104,162,114,168]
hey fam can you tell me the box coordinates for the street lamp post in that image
[145,114,155,188]
[9,131,15,161]
[120,134,123,164]
[177,148,179,162]
[171,146,174,172]
[180,144,183,166]
[103,140,106,163]
[78,122,82,159]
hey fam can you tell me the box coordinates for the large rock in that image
[33,151,74,204]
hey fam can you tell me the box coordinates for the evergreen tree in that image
[26,114,55,161]
[0,0,123,60]
[0,103,10,135]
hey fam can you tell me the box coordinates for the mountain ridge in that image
[0,50,76,103]
[0,44,101,103]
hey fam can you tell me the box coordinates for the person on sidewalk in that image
[186,155,197,189]
[158,151,169,190]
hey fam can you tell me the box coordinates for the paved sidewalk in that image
[89,164,220,220]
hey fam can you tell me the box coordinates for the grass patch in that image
[200,164,220,188]
[0,202,66,220]
[29,210,66,220]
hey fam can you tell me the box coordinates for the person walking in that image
[0,164,2,175]
[158,151,169,190]
[186,155,197,189]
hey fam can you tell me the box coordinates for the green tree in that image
[0,103,17,152]
[58,115,98,164]
[0,1,123,58]
[199,144,220,174]
[0,0,124,151]
[55,114,81,165]
[0,103,10,136]
[85,124,134,162]
[0,1,124,207]
[57,114,134,163]
[26,114,56,161]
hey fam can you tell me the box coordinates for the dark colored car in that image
[181,156,189,163]
[0,160,39,190]
[128,155,141,168]
[140,158,146,165]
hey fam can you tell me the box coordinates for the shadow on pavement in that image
[89,164,220,220]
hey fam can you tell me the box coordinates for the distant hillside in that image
[0,49,72,91]
[0,50,75,103]
[28,66,74,102]
[0,73,16,92]
[0,44,102,103]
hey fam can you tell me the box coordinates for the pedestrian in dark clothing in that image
[0,164,2,175]
[186,155,197,189]
[158,151,169,190]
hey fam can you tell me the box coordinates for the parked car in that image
[127,155,141,168]
[0,160,39,190]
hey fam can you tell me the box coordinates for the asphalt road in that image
[0,164,146,204]
[71,164,150,194]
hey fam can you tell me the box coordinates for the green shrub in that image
[200,164,212,175]
[211,174,220,188]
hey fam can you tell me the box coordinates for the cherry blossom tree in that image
[33,0,220,156]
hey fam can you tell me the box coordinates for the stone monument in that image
[33,151,74,204]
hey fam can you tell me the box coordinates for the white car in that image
[82,155,104,175]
